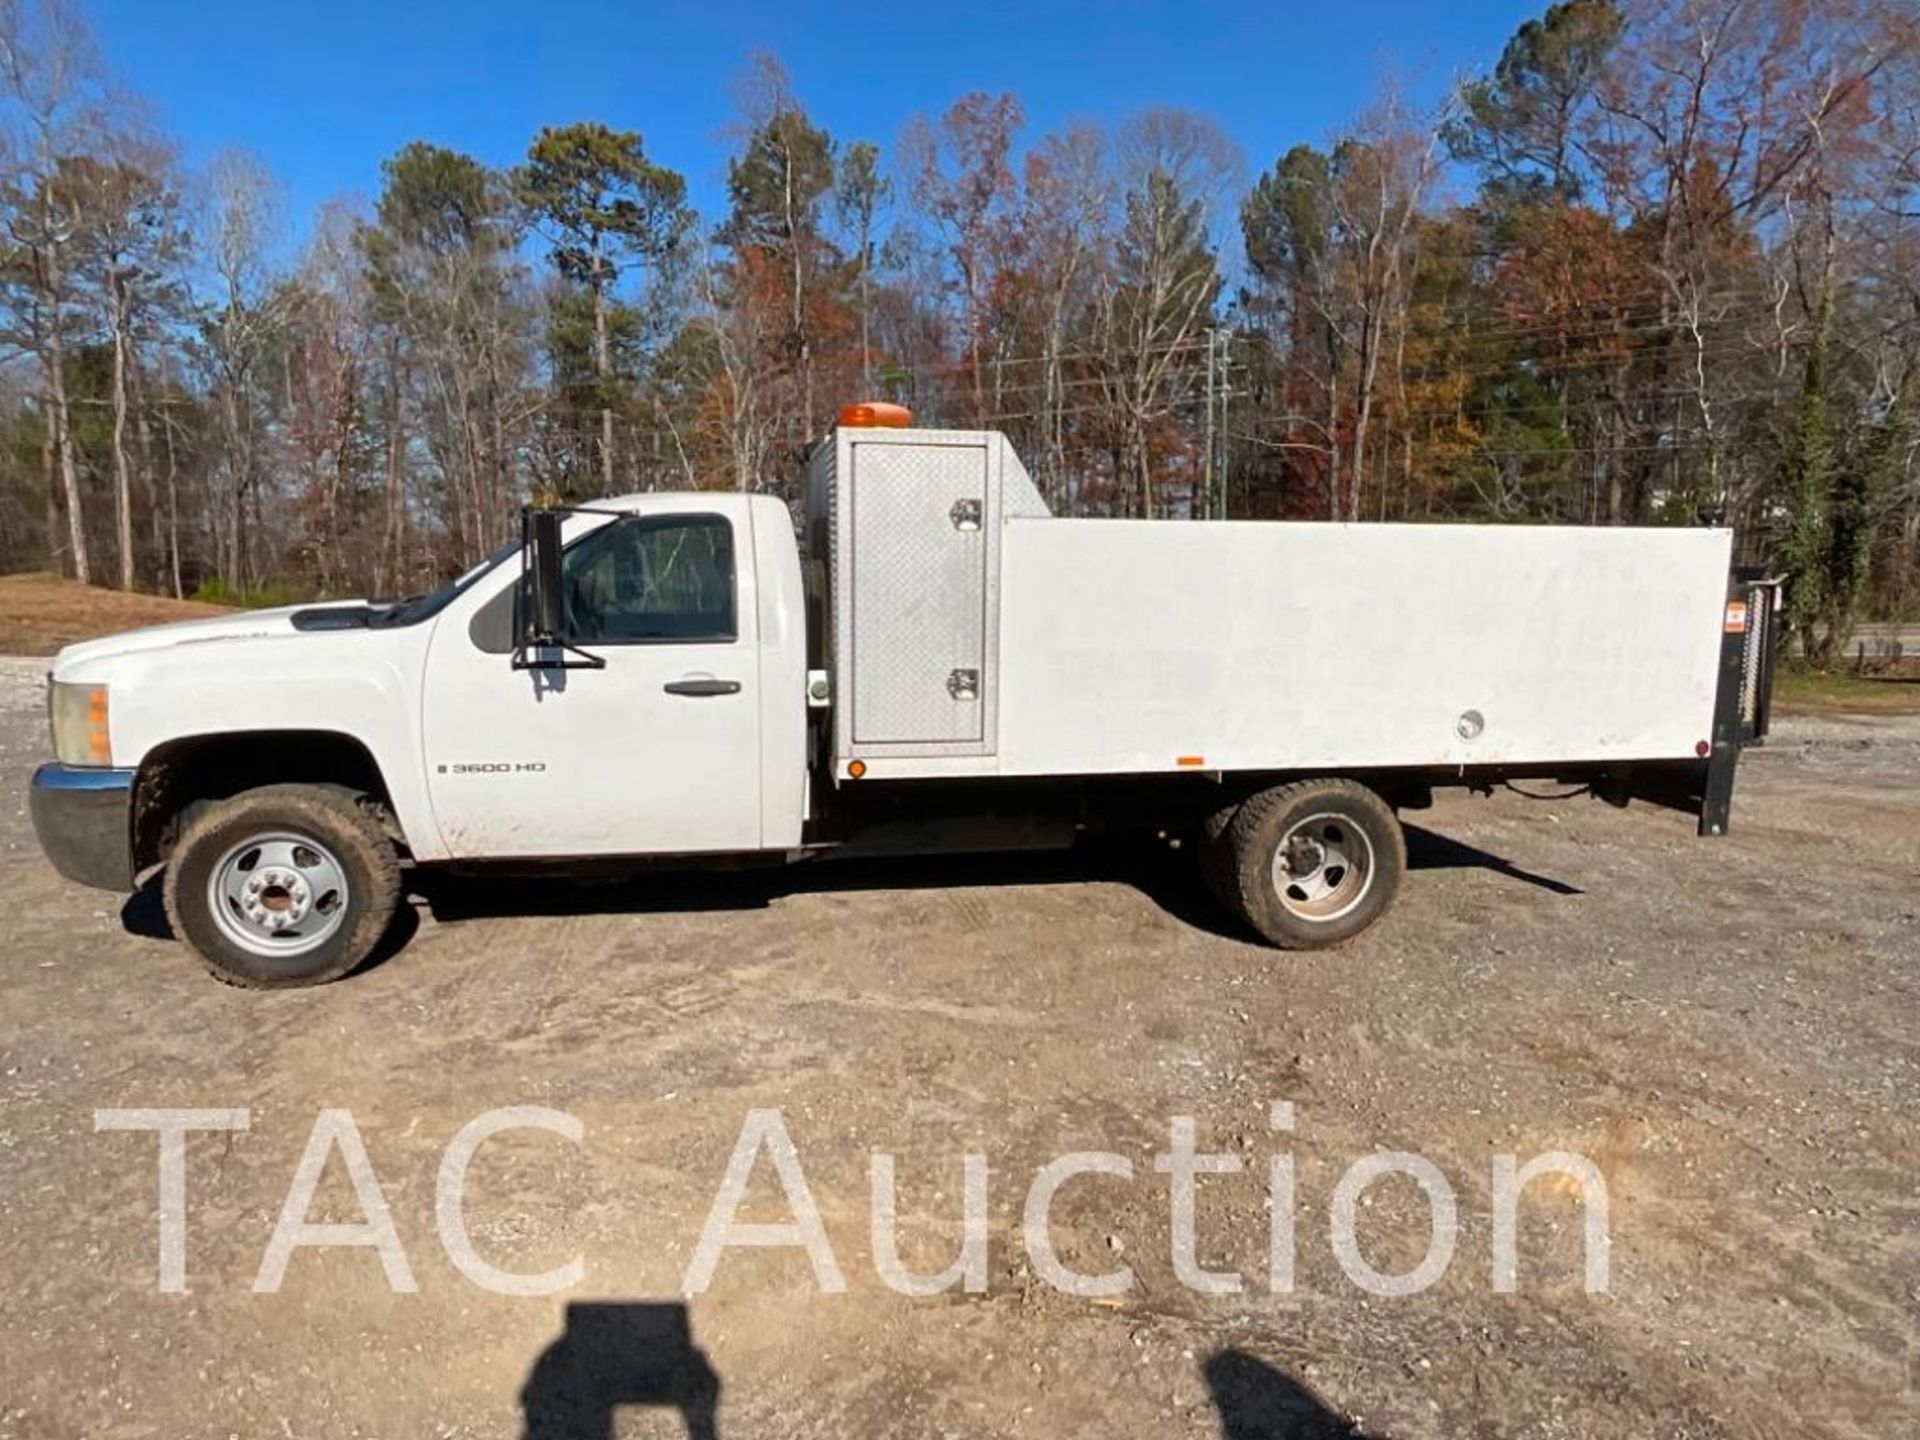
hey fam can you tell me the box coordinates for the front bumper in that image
[28,763,137,891]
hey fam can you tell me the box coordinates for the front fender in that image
[79,627,446,863]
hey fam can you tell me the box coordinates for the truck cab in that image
[420,493,808,860]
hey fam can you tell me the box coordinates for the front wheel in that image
[1211,779,1405,948]
[163,784,401,987]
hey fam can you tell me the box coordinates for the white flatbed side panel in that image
[994,520,1732,775]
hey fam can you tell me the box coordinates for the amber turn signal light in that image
[838,401,912,429]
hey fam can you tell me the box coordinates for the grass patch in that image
[1772,661,1920,716]
[0,572,233,655]
[188,576,315,609]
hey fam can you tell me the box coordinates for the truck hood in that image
[51,602,371,676]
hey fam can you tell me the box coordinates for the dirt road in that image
[1,654,1914,1439]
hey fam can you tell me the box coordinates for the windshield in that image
[383,538,522,627]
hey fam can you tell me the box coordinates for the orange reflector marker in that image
[1723,600,1748,633]
[87,687,111,765]
[1176,755,1206,768]
[847,759,867,779]
[839,401,913,429]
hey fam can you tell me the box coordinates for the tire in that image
[1198,798,1242,910]
[1215,779,1405,948]
[163,784,401,988]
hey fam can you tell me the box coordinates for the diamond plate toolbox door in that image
[849,438,990,746]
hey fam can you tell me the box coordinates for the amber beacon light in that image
[838,400,913,428]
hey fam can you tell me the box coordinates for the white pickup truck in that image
[28,407,1778,986]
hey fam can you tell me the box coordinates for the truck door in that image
[420,509,764,859]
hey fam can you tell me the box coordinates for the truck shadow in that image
[410,838,1251,938]
[116,830,1575,955]
[406,826,1579,942]
[1401,823,1584,896]
[119,828,1576,956]
[119,870,422,965]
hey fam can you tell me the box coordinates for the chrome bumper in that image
[28,763,137,891]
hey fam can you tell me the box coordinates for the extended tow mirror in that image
[527,508,566,643]
[513,507,605,670]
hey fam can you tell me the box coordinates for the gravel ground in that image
[0,653,1915,1439]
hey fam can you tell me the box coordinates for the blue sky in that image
[92,0,1539,238]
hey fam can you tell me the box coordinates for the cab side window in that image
[561,515,737,644]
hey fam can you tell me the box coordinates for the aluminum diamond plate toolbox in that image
[849,439,988,744]
[809,427,1026,761]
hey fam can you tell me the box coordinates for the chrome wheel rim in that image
[207,831,350,959]
[1271,812,1375,922]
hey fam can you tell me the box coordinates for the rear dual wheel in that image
[1203,779,1405,948]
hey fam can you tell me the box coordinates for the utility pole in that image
[1202,326,1217,520]
[1217,332,1229,521]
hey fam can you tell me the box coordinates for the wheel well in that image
[133,731,403,874]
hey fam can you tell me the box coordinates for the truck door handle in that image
[663,677,742,697]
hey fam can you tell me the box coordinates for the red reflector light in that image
[1696,740,1711,758]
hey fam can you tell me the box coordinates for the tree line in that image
[1,0,1915,650]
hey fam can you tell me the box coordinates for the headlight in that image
[49,681,111,766]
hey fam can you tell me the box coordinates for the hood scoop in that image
[289,605,380,632]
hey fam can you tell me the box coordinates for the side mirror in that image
[513,508,605,670]
[526,508,566,644]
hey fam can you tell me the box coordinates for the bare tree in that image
[285,200,373,593]
[691,233,780,492]
[835,138,889,392]
[1098,109,1238,515]
[199,147,283,587]
[0,0,106,581]
[1018,124,1108,504]
[1320,89,1444,520]
[726,53,837,443]
[903,92,1022,420]
[86,132,185,588]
